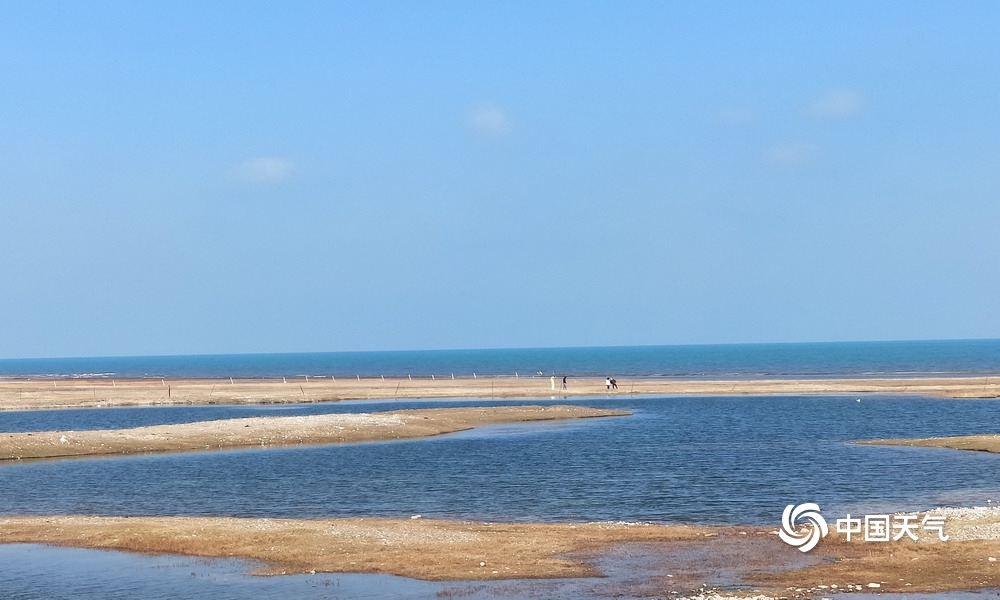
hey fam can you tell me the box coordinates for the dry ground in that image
[2,508,1000,595]
[860,433,1000,454]
[0,516,706,580]
[0,404,627,461]
[2,375,1000,411]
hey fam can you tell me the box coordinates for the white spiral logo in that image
[779,503,828,552]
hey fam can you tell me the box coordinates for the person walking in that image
[611,378,618,390]
[605,377,611,390]
[562,376,568,390]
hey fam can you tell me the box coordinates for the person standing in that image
[562,376,568,390]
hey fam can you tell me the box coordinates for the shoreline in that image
[6,378,1000,596]
[2,375,1000,411]
[1,509,998,594]
[0,405,627,461]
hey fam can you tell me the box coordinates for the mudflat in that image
[0,405,628,461]
[0,516,706,580]
[2,507,999,594]
[2,375,1000,411]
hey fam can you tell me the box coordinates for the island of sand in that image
[858,433,1000,454]
[0,404,627,461]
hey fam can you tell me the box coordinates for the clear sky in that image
[2,1,999,358]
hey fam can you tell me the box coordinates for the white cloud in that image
[231,157,294,184]
[764,142,822,170]
[809,90,865,119]
[469,104,512,136]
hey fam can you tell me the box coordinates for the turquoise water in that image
[2,339,1000,379]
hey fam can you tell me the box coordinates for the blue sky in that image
[2,2,999,358]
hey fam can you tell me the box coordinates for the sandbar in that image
[0,405,627,461]
[858,433,1000,454]
[2,375,1000,411]
[2,507,999,594]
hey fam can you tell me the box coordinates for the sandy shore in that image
[859,433,1000,454]
[2,508,999,594]
[0,405,626,461]
[2,375,999,411]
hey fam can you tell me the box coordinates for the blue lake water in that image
[3,338,1000,379]
[2,395,1000,524]
[0,544,463,600]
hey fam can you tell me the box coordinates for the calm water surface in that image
[0,544,455,600]
[3,339,1000,378]
[2,395,1000,523]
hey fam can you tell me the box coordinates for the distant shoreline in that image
[1,375,999,411]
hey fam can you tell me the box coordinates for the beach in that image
[2,375,999,411]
